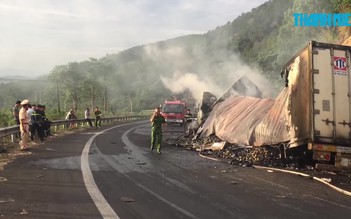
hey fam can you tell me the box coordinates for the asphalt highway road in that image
[0,121,351,219]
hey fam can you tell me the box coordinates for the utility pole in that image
[104,89,107,113]
[35,90,42,103]
[56,80,61,113]
[129,94,133,114]
[103,74,107,114]
[92,85,95,110]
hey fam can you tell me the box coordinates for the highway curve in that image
[0,121,351,219]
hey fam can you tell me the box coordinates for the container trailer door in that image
[312,45,351,145]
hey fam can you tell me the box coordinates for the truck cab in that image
[161,100,186,125]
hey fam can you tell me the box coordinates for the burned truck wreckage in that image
[170,41,351,170]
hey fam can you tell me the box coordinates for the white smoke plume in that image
[161,71,223,101]
[144,43,274,104]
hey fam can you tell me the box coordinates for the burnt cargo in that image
[199,41,351,168]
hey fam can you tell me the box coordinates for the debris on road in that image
[321,178,332,183]
[229,181,239,185]
[0,198,14,204]
[163,122,351,193]
[121,196,135,202]
[204,142,226,151]
[19,209,29,215]
[166,134,283,167]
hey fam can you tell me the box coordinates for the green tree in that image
[49,63,84,111]
[277,0,335,65]
[331,0,351,40]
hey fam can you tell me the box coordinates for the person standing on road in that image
[185,109,193,118]
[19,99,30,150]
[85,108,93,127]
[31,104,45,142]
[94,107,102,128]
[12,100,21,140]
[39,105,52,137]
[26,104,34,141]
[12,100,21,125]
[150,107,166,154]
[65,109,77,128]
[184,109,193,134]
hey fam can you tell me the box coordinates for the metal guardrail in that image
[0,116,148,143]
[0,125,19,139]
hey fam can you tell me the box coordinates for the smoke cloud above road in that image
[145,43,272,103]
[161,72,222,101]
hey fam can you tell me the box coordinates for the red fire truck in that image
[161,100,186,125]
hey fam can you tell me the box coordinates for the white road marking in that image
[81,123,138,219]
[97,148,196,219]
[82,122,196,219]
[81,131,120,219]
[308,195,351,210]
[120,127,196,218]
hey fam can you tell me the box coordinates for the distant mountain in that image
[101,0,343,111]
[98,1,307,102]
[0,68,36,79]
[0,75,32,80]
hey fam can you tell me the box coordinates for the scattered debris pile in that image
[165,134,308,169]
[165,134,222,150]
[209,145,279,167]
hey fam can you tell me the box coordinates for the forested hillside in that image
[1,0,350,126]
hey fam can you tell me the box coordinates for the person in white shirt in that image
[65,109,77,128]
[84,108,93,127]
[26,104,35,141]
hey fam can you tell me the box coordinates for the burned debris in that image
[165,40,351,174]
[166,133,306,169]
[164,69,350,172]
[164,74,285,167]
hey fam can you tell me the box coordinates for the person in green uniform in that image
[150,107,166,154]
[94,107,102,128]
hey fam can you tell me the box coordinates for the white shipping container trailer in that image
[283,41,351,168]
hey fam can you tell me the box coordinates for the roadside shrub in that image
[0,110,13,128]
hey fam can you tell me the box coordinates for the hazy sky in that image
[0,0,267,77]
